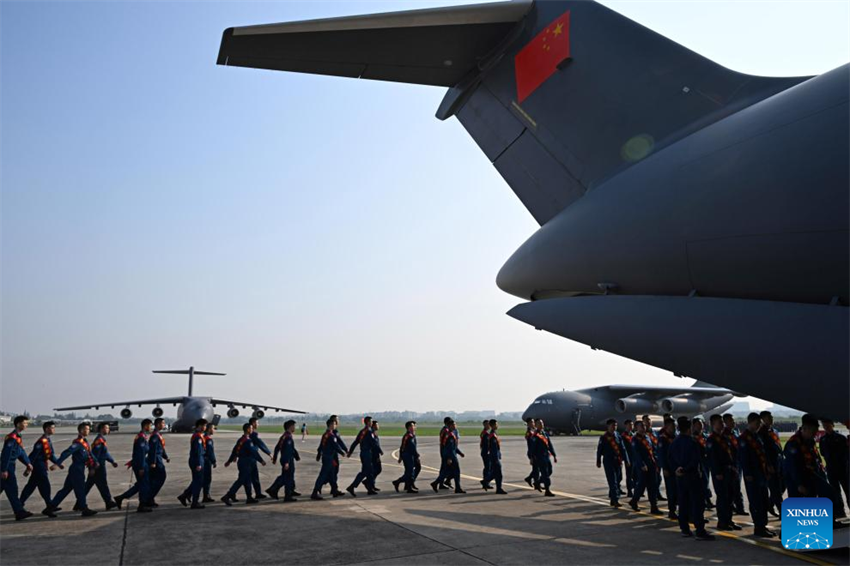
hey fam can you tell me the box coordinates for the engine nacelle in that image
[152,407,164,418]
[252,409,265,419]
[660,397,707,414]
[120,408,133,419]
[227,407,240,419]
[615,398,658,414]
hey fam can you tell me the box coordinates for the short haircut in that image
[821,418,834,426]
[483,420,490,426]
[13,416,28,426]
[77,422,90,433]
[97,422,109,432]
[641,414,651,420]
[489,419,497,427]
[141,418,153,428]
[284,419,296,429]
[363,416,372,424]
[677,416,691,431]
[205,423,215,432]
[405,420,416,429]
[326,417,335,426]
[371,420,379,426]
[624,419,633,425]
[242,423,252,433]
[663,417,676,425]
[526,417,534,425]
[43,421,56,431]
[759,410,772,419]
[692,417,704,423]
[249,417,259,424]
[153,417,165,426]
[747,412,761,424]
[709,414,723,424]
[722,413,734,420]
[801,414,819,428]
[606,418,617,426]
[195,418,208,428]
[444,417,453,425]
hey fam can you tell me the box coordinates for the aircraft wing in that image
[598,385,740,400]
[209,399,308,415]
[216,0,532,87]
[54,397,186,411]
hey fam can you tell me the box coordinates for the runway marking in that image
[709,560,724,564]
[553,537,615,548]
[385,450,832,566]
[641,550,663,555]
[677,554,703,561]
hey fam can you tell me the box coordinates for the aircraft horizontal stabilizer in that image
[217,1,532,87]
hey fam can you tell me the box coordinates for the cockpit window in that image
[534,399,554,405]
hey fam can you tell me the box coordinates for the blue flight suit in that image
[484,431,503,490]
[820,430,849,514]
[480,430,491,483]
[723,426,745,512]
[759,425,784,512]
[203,433,216,498]
[524,428,540,487]
[597,431,628,503]
[669,434,707,535]
[694,431,713,505]
[630,434,659,506]
[532,431,555,490]
[180,432,206,505]
[784,432,839,506]
[349,426,379,491]
[225,434,265,499]
[118,432,152,506]
[434,428,464,489]
[372,431,383,481]
[657,430,678,514]
[331,430,348,488]
[646,428,662,492]
[314,429,346,493]
[397,432,419,490]
[436,426,452,487]
[270,432,299,498]
[21,435,60,508]
[738,429,769,529]
[147,431,169,501]
[51,437,96,510]
[84,434,116,506]
[707,431,736,527]
[250,430,272,496]
[1,430,31,515]
[621,431,635,497]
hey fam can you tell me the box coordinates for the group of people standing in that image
[596,411,850,542]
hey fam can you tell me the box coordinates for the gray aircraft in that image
[54,367,306,433]
[522,381,740,434]
[217,1,849,420]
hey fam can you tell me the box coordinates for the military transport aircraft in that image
[522,381,740,434]
[217,0,849,420]
[54,367,307,433]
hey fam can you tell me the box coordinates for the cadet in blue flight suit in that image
[482,419,507,494]
[597,419,628,507]
[621,419,636,499]
[115,419,154,513]
[20,420,63,517]
[329,415,348,494]
[50,422,98,516]
[628,420,663,515]
[434,417,454,490]
[268,420,300,501]
[657,417,679,519]
[202,423,216,503]
[83,422,118,511]
[177,418,208,509]
[371,420,383,490]
[479,420,491,488]
[221,423,266,506]
[642,415,663,500]
[722,413,746,515]
[248,417,272,500]
[758,410,783,517]
[738,413,774,537]
[706,414,741,531]
[394,421,420,493]
[692,418,714,510]
[523,418,540,491]
[312,418,347,500]
[669,417,715,541]
[532,419,556,497]
[820,418,850,517]
[2,416,34,521]
[147,417,170,507]
[347,416,379,496]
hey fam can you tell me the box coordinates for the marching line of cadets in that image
[2,412,848,542]
[598,412,850,542]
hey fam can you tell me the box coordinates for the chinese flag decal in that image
[514,10,571,104]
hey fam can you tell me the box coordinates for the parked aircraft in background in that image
[54,367,306,433]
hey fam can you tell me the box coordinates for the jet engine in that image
[227,407,240,418]
[120,407,133,419]
[660,397,707,414]
[615,398,658,414]
[152,407,164,418]
[252,409,265,419]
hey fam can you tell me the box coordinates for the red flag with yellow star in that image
[514,11,571,104]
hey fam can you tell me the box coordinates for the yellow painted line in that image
[386,450,831,566]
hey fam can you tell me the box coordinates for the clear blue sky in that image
[2,1,848,416]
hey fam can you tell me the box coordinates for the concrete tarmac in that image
[1,429,848,565]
